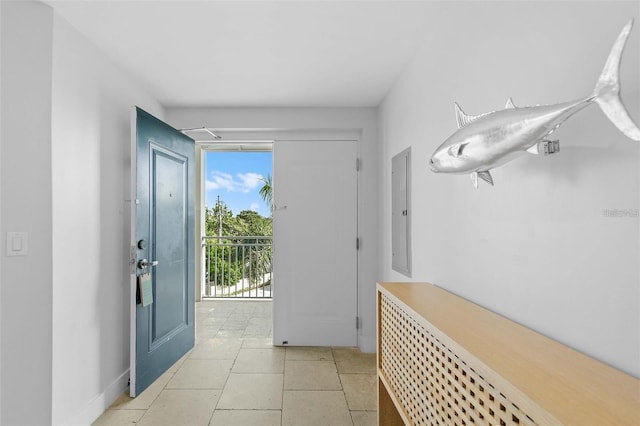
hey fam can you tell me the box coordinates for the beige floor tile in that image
[95,302,381,425]
[221,320,250,331]
[91,409,145,426]
[351,410,378,426]
[109,369,174,410]
[189,338,243,360]
[137,389,219,426]
[232,348,285,373]
[282,391,352,426]
[196,327,222,342]
[244,317,270,326]
[242,326,272,338]
[251,302,272,315]
[340,374,377,410]
[284,360,341,390]
[242,337,274,348]
[216,329,245,338]
[166,359,233,389]
[209,410,281,426]
[333,347,377,374]
[166,350,191,373]
[217,373,283,409]
[285,346,334,361]
[198,316,227,326]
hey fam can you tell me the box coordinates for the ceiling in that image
[44,0,435,108]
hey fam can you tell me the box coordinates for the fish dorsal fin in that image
[455,102,475,128]
[478,170,494,186]
[455,102,492,128]
[505,98,516,109]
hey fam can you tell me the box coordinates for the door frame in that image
[191,129,360,343]
[192,141,274,301]
[129,108,139,391]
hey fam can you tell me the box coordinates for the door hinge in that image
[356,158,360,172]
[356,316,360,329]
[356,237,360,250]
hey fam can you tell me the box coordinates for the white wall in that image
[166,108,379,352]
[50,11,164,426]
[1,2,54,424]
[379,1,640,377]
[1,1,164,424]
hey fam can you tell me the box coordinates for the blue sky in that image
[204,151,273,217]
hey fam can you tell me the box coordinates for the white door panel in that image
[273,140,357,346]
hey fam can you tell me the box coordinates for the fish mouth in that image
[429,158,439,173]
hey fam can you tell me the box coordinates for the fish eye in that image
[448,143,466,158]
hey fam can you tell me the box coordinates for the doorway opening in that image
[192,129,359,348]
[202,148,273,299]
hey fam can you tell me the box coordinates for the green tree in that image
[205,199,242,286]
[204,201,273,290]
[235,210,272,284]
[259,175,273,213]
[206,198,239,237]
[236,210,272,237]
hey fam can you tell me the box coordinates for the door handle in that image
[138,259,159,269]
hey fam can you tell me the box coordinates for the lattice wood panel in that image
[379,293,538,426]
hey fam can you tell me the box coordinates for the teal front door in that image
[130,107,195,397]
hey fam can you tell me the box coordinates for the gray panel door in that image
[392,148,411,276]
[130,107,195,396]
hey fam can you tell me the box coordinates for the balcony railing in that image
[202,236,272,298]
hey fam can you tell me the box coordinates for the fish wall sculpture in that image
[429,20,640,188]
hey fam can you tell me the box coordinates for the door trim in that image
[129,106,138,393]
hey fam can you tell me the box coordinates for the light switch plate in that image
[6,232,28,256]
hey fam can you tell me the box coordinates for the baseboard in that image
[62,369,129,426]
[358,334,376,354]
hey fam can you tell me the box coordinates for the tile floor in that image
[93,300,378,426]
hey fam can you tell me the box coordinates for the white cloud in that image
[206,171,234,191]
[249,202,260,212]
[237,173,263,192]
[206,171,264,193]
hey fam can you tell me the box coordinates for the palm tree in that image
[259,175,273,213]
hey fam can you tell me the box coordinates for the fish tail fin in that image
[592,19,640,141]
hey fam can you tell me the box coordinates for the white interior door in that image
[273,139,358,346]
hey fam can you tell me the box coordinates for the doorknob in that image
[138,259,159,269]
